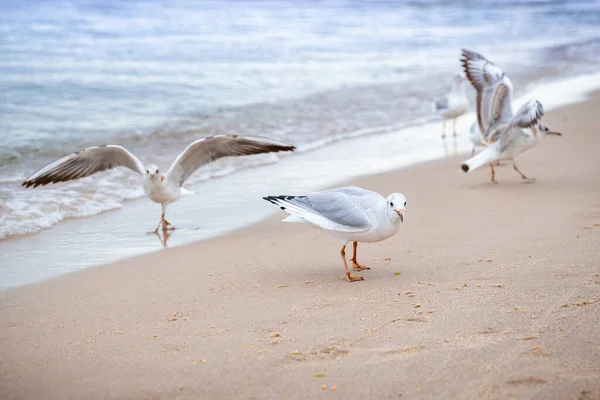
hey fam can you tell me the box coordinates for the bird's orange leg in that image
[490,164,497,184]
[341,245,364,282]
[351,241,370,271]
[513,162,530,180]
[153,217,163,234]
[160,204,176,231]
[162,218,175,231]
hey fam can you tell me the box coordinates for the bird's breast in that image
[143,178,179,204]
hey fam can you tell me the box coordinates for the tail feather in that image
[461,146,499,173]
[263,195,296,210]
[263,195,312,221]
[282,215,306,223]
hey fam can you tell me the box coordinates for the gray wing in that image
[499,101,544,152]
[507,100,543,130]
[264,190,372,231]
[461,49,507,134]
[301,191,372,229]
[22,145,145,188]
[166,135,295,186]
[461,49,505,93]
[483,76,514,140]
[434,97,449,111]
[319,186,374,198]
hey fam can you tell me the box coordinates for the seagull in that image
[23,135,296,232]
[468,121,505,166]
[433,74,469,138]
[468,121,487,156]
[263,186,406,282]
[460,49,561,183]
[461,100,561,182]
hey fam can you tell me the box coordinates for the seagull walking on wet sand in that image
[23,135,296,232]
[263,187,406,282]
[433,74,469,138]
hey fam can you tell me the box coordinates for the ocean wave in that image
[2,0,600,240]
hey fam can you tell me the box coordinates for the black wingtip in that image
[263,194,299,205]
[461,164,470,173]
[263,196,278,205]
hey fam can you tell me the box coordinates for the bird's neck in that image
[145,175,166,186]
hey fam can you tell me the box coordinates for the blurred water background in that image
[1,0,600,287]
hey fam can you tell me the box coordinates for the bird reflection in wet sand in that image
[153,229,173,247]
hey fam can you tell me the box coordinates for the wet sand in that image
[1,93,599,400]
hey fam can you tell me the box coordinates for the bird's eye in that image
[146,169,149,173]
[390,202,394,207]
[404,201,407,206]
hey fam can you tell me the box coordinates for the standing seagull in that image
[433,74,469,138]
[460,49,561,183]
[263,187,406,282]
[23,135,296,232]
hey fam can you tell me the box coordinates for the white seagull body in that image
[460,49,561,183]
[23,135,296,232]
[468,121,487,155]
[433,74,469,138]
[264,186,406,282]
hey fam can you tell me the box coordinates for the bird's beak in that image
[549,131,562,136]
[395,210,404,223]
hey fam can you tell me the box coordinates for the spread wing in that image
[507,100,543,130]
[165,135,295,187]
[461,49,511,136]
[499,100,544,152]
[22,145,145,188]
[485,77,514,134]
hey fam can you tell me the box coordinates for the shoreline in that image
[1,91,599,399]
[2,72,600,290]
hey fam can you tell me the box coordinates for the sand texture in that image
[1,94,600,400]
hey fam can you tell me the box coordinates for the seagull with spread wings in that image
[459,49,561,183]
[23,135,296,232]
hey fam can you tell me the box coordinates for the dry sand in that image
[1,93,599,400]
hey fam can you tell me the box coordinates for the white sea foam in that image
[2,0,600,245]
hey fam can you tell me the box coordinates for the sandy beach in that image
[1,92,600,399]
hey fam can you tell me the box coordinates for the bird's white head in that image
[145,164,161,180]
[386,193,407,223]
[535,123,562,137]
